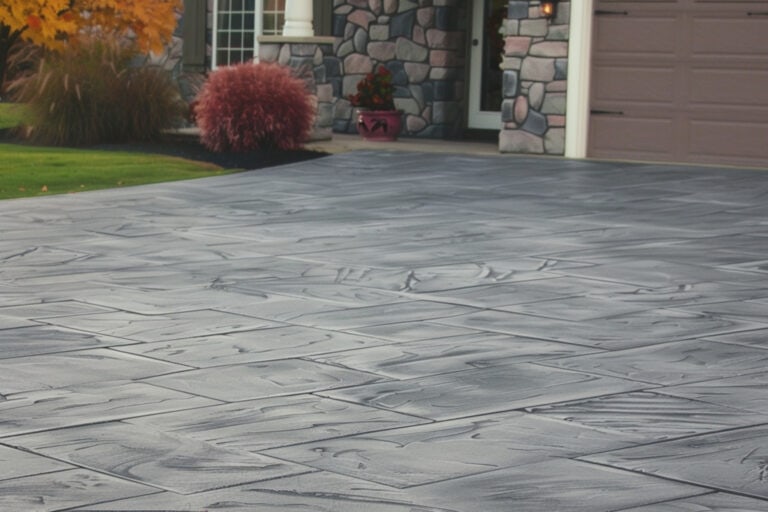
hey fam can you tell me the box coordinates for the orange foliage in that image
[0,0,182,53]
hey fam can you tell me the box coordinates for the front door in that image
[467,0,507,130]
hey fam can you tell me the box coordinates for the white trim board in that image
[565,0,593,158]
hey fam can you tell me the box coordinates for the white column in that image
[565,0,594,158]
[282,0,314,36]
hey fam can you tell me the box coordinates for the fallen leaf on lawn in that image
[18,187,25,192]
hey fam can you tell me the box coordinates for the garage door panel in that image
[594,17,678,55]
[593,66,677,104]
[695,0,767,4]
[693,17,768,56]
[590,0,768,167]
[599,0,676,3]
[597,0,676,6]
[690,119,768,160]
[690,68,768,107]
[591,117,676,156]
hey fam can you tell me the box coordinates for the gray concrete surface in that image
[2,149,768,511]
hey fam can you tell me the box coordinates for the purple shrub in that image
[194,62,314,152]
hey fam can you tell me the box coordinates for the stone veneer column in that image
[500,0,570,155]
[258,36,339,141]
[332,0,468,138]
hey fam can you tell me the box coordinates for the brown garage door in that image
[589,0,768,167]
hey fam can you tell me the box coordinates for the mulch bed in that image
[94,136,329,170]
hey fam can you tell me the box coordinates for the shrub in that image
[348,66,395,111]
[120,64,188,141]
[12,36,186,146]
[194,62,314,152]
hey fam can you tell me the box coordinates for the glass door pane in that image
[468,0,506,129]
[480,0,507,112]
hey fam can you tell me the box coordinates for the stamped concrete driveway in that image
[2,150,768,511]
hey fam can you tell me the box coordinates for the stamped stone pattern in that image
[263,410,639,487]
[500,0,570,155]
[583,424,768,499]
[333,0,468,137]
[527,391,768,441]
[0,470,158,512]
[617,493,768,511]
[7,422,307,494]
[3,153,768,510]
[0,444,72,481]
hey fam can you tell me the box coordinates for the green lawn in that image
[0,143,233,200]
[0,103,28,130]
[0,103,235,200]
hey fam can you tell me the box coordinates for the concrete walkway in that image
[306,132,503,156]
[2,148,768,511]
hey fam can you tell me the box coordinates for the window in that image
[262,0,286,36]
[213,0,285,68]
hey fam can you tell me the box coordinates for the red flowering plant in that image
[348,65,396,111]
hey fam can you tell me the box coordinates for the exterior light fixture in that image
[540,0,557,18]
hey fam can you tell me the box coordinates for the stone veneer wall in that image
[500,0,570,154]
[259,38,338,141]
[332,0,468,138]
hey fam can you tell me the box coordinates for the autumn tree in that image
[0,0,182,95]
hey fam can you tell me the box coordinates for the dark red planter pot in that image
[356,110,402,141]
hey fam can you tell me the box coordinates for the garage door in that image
[589,0,768,167]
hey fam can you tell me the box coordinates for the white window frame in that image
[212,0,269,69]
[261,0,286,36]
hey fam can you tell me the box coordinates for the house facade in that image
[180,0,768,168]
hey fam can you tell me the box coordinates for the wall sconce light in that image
[540,0,558,19]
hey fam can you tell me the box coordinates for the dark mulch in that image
[92,135,330,170]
